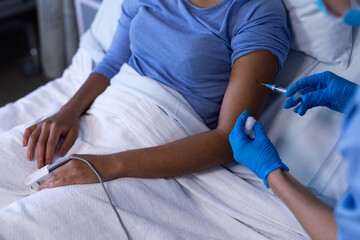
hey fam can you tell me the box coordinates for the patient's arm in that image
[39,50,279,187]
[114,50,278,178]
[23,73,110,168]
[268,169,337,240]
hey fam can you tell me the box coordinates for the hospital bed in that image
[0,0,358,239]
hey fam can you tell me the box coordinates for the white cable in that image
[68,157,130,240]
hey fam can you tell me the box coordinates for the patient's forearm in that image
[113,51,278,178]
[61,73,110,117]
[268,169,337,240]
[115,128,232,178]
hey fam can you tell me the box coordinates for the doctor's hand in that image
[229,111,289,187]
[38,154,119,190]
[283,71,357,116]
[23,108,80,169]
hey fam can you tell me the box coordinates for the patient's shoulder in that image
[236,0,287,13]
[228,0,288,35]
[121,0,145,18]
[231,0,287,21]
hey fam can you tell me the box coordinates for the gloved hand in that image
[229,111,289,188]
[283,71,357,116]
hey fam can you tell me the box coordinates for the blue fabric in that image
[93,0,290,129]
[336,87,360,240]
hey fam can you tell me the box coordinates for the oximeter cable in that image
[67,156,130,239]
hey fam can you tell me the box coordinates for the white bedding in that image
[0,4,357,237]
[0,58,308,239]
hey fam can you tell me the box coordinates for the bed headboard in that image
[74,0,103,36]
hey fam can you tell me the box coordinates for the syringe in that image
[261,83,304,100]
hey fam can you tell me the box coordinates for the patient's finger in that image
[39,170,58,187]
[45,126,62,166]
[37,126,50,169]
[23,125,36,147]
[27,127,41,161]
[58,128,78,157]
[40,163,73,189]
[40,177,68,190]
[39,172,60,190]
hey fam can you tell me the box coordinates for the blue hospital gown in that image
[336,86,360,239]
[93,0,290,129]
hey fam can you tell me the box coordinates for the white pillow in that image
[90,0,124,52]
[283,0,353,69]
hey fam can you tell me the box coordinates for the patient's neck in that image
[188,0,223,8]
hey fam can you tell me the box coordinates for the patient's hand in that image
[23,108,80,169]
[38,154,120,190]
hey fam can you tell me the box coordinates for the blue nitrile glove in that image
[229,111,289,188]
[283,71,357,116]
